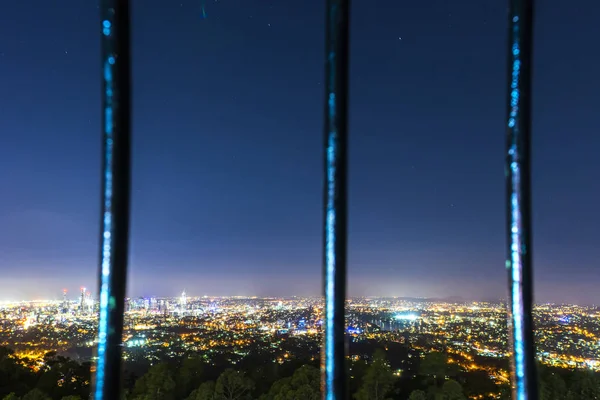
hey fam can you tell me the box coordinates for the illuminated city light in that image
[394,313,419,321]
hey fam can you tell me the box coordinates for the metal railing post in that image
[322,0,350,398]
[505,0,538,398]
[94,0,132,399]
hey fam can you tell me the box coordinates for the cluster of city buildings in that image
[1,291,598,378]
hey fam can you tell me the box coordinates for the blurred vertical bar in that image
[94,0,131,399]
[505,0,537,399]
[322,0,350,398]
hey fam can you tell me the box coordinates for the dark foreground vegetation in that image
[1,345,600,400]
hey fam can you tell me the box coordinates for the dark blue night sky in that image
[1,0,598,303]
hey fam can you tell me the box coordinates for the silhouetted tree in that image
[177,357,205,399]
[354,349,396,400]
[460,369,498,399]
[36,353,90,399]
[420,352,457,390]
[540,371,567,400]
[186,381,216,400]
[132,363,176,400]
[441,380,465,400]
[348,359,369,396]
[214,369,253,400]
[565,371,600,399]
[0,347,36,397]
[259,376,291,400]
[21,389,50,400]
[408,389,427,400]
[260,365,319,400]
[3,393,20,400]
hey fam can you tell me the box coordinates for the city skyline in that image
[2,293,598,399]
[1,284,597,306]
[3,295,599,374]
[2,0,599,303]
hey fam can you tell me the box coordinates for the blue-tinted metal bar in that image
[322,0,350,398]
[94,0,131,399]
[505,0,537,399]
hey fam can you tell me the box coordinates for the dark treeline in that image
[2,345,600,400]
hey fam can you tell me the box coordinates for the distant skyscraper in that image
[85,291,94,313]
[180,290,187,312]
[62,289,68,314]
[80,287,86,315]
